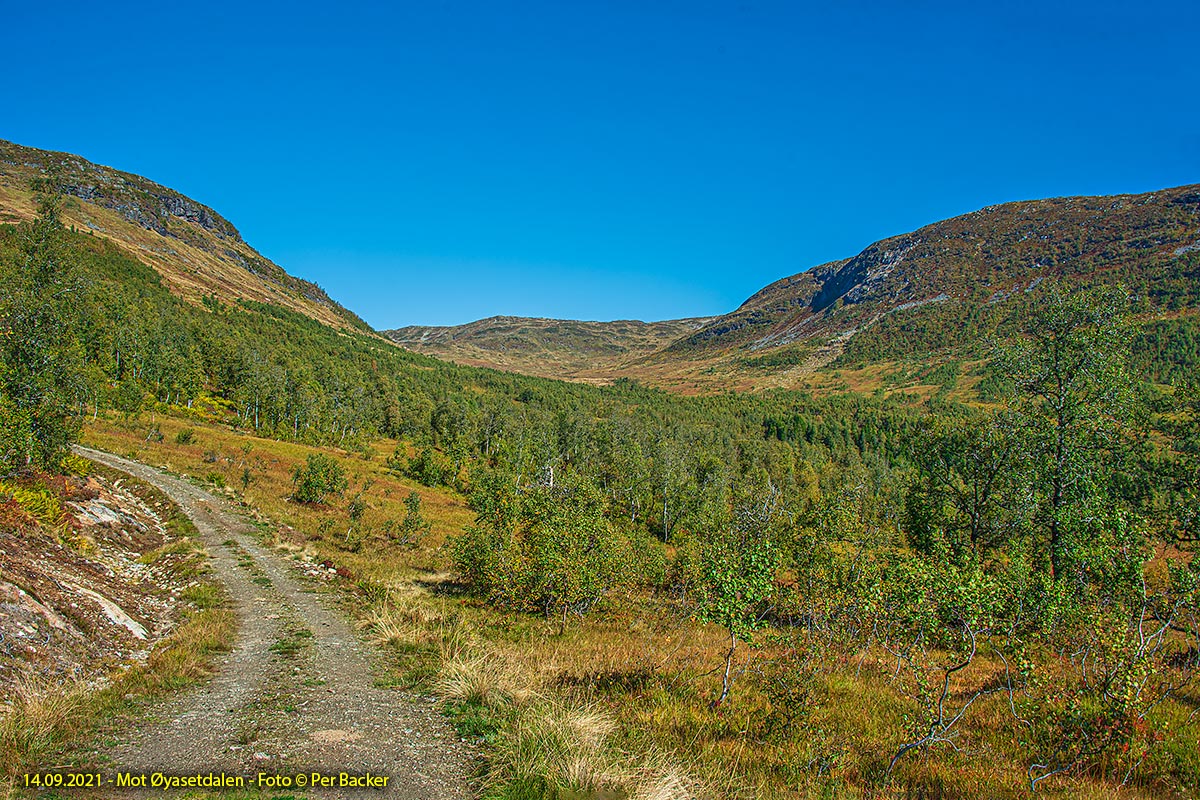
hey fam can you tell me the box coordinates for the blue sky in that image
[7,1,1198,327]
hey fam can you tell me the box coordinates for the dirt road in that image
[72,447,473,799]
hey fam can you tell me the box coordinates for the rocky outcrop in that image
[0,473,198,689]
[0,141,244,242]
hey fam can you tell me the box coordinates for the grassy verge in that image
[0,607,233,791]
[0,455,234,796]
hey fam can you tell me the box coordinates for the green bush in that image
[291,453,348,504]
[0,397,33,476]
[406,445,451,487]
[451,476,632,626]
[390,490,431,546]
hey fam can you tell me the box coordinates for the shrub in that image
[450,476,632,627]
[407,445,451,487]
[291,453,348,504]
[59,453,91,476]
[389,490,431,546]
[0,397,34,476]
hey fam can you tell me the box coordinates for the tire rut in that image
[72,447,473,799]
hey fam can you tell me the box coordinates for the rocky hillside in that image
[387,315,712,382]
[673,185,1200,362]
[0,466,206,690]
[0,139,369,332]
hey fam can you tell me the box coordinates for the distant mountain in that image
[386,316,713,382]
[0,139,369,332]
[387,185,1200,392]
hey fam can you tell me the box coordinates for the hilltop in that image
[386,315,712,382]
[0,139,369,332]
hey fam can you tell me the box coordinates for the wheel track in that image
[71,446,473,799]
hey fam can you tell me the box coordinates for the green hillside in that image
[672,185,1200,364]
[0,139,370,332]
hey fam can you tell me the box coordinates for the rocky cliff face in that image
[2,140,242,241]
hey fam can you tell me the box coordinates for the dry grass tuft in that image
[0,674,82,781]
[629,758,702,800]
[495,702,628,795]
[564,707,617,751]
[435,653,525,708]
[367,606,420,648]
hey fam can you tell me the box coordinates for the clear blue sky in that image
[7,1,1198,327]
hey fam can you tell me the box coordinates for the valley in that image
[0,141,1197,800]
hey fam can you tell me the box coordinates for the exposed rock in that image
[0,474,194,692]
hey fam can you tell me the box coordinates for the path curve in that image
[73,446,473,799]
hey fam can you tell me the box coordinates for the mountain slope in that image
[386,315,713,382]
[7,136,1195,394]
[390,186,1200,392]
[674,185,1200,364]
[0,139,369,332]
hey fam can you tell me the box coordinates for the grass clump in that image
[0,676,82,783]
[181,582,224,609]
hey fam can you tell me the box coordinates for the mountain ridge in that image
[4,137,1197,395]
[387,315,713,383]
[0,138,370,333]
[675,186,1200,355]
[389,185,1200,390]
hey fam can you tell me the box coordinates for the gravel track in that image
[72,447,473,799]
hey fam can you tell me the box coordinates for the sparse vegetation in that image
[0,583,231,789]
